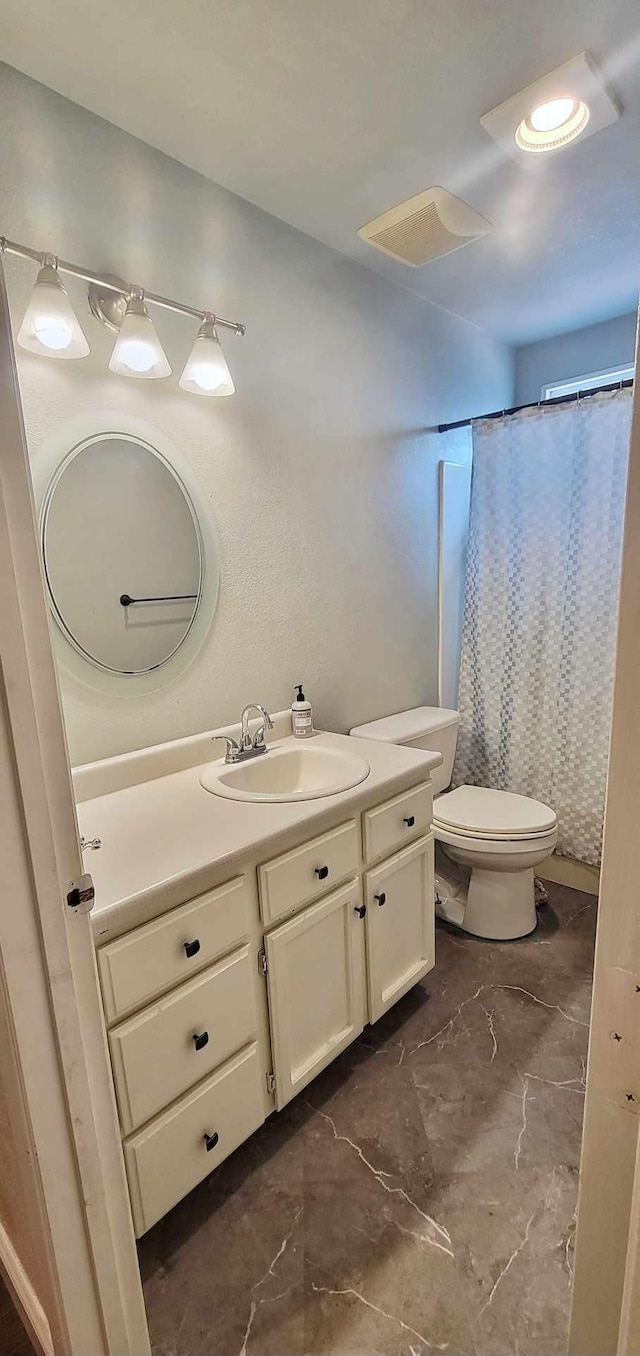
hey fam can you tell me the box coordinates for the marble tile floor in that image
[139,882,597,1356]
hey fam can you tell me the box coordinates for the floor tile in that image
[140,882,596,1355]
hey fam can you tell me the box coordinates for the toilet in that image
[349,707,558,940]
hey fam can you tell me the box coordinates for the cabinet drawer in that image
[109,945,257,1135]
[363,782,432,865]
[98,876,249,1024]
[259,819,359,926]
[123,1042,264,1236]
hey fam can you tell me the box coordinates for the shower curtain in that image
[454,387,633,865]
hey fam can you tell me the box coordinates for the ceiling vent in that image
[357,187,491,267]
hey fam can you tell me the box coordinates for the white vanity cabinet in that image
[265,877,365,1110]
[364,836,434,1022]
[95,776,436,1235]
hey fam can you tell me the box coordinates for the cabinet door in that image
[265,878,365,1109]
[364,835,434,1023]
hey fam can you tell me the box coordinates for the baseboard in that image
[538,853,600,895]
[0,1220,53,1356]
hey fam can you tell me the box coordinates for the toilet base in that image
[435,846,538,941]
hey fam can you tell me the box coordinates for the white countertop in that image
[79,730,441,944]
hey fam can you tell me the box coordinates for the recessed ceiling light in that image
[480,53,619,164]
[529,97,575,132]
[515,96,590,152]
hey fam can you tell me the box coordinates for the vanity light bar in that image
[1,236,245,334]
[1,234,245,395]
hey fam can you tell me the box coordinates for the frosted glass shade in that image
[17,263,90,359]
[109,294,171,379]
[179,317,235,397]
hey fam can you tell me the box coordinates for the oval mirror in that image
[41,433,205,675]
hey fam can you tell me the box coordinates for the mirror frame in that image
[33,413,220,696]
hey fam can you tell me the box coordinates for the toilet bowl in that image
[349,707,558,941]
[433,784,557,939]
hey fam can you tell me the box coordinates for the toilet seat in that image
[434,784,557,843]
[434,822,559,857]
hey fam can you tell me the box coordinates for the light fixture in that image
[515,96,590,153]
[108,289,171,379]
[480,53,620,164]
[17,254,89,359]
[179,314,235,396]
[3,235,245,395]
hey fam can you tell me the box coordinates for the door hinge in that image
[258,949,268,977]
[266,1071,276,1095]
[67,873,95,913]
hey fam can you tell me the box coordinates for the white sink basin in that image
[200,742,370,802]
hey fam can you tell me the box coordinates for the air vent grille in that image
[358,188,490,267]
[369,201,459,266]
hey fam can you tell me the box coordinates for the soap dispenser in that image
[291,684,314,738]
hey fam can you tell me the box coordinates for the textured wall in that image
[0,63,514,764]
[515,311,637,405]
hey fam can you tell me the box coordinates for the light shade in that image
[179,315,235,397]
[516,97,590,153]
[108,291,171,379]
[17,258,90,359]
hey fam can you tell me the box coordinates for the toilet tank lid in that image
[349,706,460,744]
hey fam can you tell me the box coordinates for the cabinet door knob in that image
[354,903,366,919]
[374,892,386,906]
[193,1031,209,1051]
[184,938,201,958]
[403,815,415,828]
[315,865,329,880]
[203,1131,219,1152]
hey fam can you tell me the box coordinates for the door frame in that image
[569,314,640,1356]
[0,258,149,1353]
[1,245,640,1352]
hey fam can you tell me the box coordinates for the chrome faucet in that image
[213,704,274,764]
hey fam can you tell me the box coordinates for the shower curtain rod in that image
[437,376,634,433]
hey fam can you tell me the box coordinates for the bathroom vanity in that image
[78,716,441,1236]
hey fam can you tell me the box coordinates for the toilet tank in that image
[349,707,460,795]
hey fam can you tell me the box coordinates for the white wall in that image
[0,63,514,765]
[515,312,637,405]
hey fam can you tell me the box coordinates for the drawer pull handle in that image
[184,939,201,958]
[203,1131,219,1152]
[193,1031,209,1051]
[354,904,366,919]
[315,865,329,880]
[375,892,386,906]
[403,815,416,828]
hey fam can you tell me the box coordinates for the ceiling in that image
[2,0,639,345]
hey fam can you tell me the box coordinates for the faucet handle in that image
[212,734,240,763]
[252,709,274,750]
